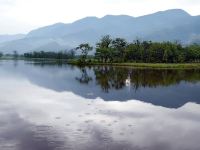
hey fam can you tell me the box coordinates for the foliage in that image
[95,35,113,62]
[24,50,75,59]
[95,36,200,63]
[186,43,200,62]
[23,35,200,64]
[0,52,3,58]
[76,43,93,63]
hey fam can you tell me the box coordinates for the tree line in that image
[94,35,200,63]
[2,35,200,63]
[24,50,75,59]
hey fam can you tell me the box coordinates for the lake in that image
[0,60,200,150]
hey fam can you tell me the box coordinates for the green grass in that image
[68,60,200,69]
[1,57,200,69]
[113,63,200,69]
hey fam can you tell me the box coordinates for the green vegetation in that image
[22,35,200,68]
[76,43,93,63]
[95,35,200,63]
[68,61,200,69]
[69,35,200,68]
[111,63,200,69]
[24,50,75,60]
[0,52,3,58]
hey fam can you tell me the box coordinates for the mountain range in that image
[0,9,200,54]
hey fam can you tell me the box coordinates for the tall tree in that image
[112,38,127,62]
[95,35,112,62]
[76,43,93,63]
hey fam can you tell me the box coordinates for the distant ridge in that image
[0,9,200,53]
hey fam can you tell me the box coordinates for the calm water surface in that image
[0,60,200,150]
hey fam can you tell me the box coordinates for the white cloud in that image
[0,0,200,34]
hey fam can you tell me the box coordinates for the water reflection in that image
[0,72,200,150]
[94,66,128,92]
[0,60,200,108]
[93,66,200,92]
[76,65,200,107]
[76,68,93,84]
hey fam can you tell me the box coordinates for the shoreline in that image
[67,60,200,69]
[1,58,200,69]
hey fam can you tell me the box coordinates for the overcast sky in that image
[0,0,200,34]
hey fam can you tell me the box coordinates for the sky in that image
[0,0,200,35]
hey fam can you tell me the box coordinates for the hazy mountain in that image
[0,9,200,53]
[0,34,25,44]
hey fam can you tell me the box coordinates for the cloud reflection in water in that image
[0,74,200,150]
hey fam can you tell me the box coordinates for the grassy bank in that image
[1,58,200,69]
[68,60,200,69]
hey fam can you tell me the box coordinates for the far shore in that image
[67,60,200,69]
[1,57,200,69]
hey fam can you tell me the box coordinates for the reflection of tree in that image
[75,68,92,84]
[94,66,128,92]
[130,69,200,89]
[27,60,72,68]
[93,66,200,93]
[94,66,110,92]
[13,59,18,68]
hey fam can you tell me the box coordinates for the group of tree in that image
[23,35,200,63]
[94,35,200,63]
[24,50,75,59]
[76,43,93,63]
[0,51,21,59]
[0,52,3,58]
